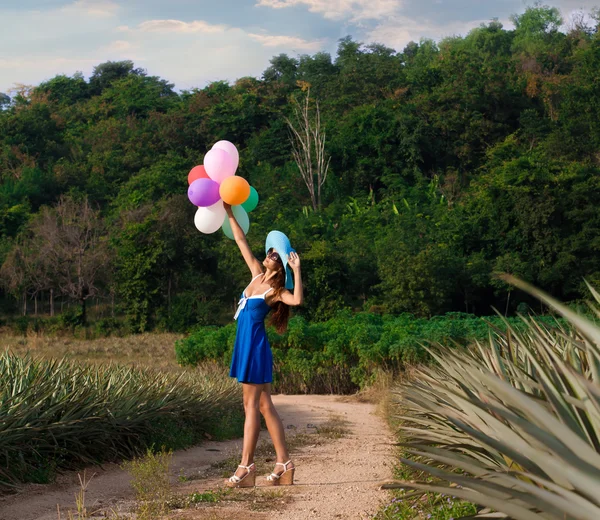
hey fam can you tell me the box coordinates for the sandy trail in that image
[0,395,394,520]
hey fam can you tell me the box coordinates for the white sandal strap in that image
[267,460,293,480]
[229,463,254,482]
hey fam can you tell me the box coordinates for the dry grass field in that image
[0,331,185,370]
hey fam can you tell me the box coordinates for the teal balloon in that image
[222,205,250,240]
[241,186,259,213]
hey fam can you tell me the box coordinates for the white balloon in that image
[194,200,226,234]
[212,140,239,171]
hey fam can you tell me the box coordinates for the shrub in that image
[174,310,562,393]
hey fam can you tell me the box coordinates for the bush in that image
[174,311,563,393]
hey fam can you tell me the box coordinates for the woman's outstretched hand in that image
[288,251,301,270]
[223,202,233,215]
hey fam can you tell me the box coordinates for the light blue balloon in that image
[222,205,250,240]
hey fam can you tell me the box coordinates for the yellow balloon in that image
[219,176,250,206]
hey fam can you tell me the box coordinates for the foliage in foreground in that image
[0,354,243,488]
[383,276,600,519]
[122,448,173,520]
[375,493,476,520]
[176,311,562,393]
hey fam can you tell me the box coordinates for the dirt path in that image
[0,395,394,520]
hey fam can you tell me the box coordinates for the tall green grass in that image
[383,276,600,519]
[0,354,243,488]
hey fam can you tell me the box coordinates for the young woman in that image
[223,203,303,488]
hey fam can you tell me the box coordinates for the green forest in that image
[1,5,599,333]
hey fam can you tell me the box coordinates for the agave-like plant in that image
[382,275,600,519]
[0,355,241,488]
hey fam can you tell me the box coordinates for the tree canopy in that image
[1,5,600,331]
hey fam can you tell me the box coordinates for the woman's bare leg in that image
[259,384,294,474]
[234,383,264,478]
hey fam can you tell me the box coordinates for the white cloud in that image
[248,33,324,50]
[107,40,133,51]
[62,0,120,18]
[133,19,228,34]
[255,0,402,21]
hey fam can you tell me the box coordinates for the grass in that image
[374,452,478,520]
[179,487,291,514]
[56,471,98,520]
[374,492,477,520]
[57,470,136,520]
[122,448,173,520]
[0,331,184,370]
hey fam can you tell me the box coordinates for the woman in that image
[223,203,303,489]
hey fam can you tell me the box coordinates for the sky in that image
[0,0,598,94]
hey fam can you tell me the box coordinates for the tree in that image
[263,54,298,85]
[36,73,88,104]
[0,240,55,316]
[510,4,563,55]
[0,93,10,109]
[88,60,177,101]
[285,89,330,211]
[32,196,110,322]
[0,244,34,315]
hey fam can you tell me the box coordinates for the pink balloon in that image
[204,148,236,184]
[213,140,239,171]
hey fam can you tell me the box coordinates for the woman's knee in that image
[243,397,260,413]
[259,395,274,415]
[243,393,261,413]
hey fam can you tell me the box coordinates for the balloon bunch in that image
[187,141,259,239]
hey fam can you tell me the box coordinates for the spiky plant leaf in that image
[388,277,600,519]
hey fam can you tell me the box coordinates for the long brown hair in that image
[266,256,290,334]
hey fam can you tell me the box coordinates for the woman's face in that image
[263,248,283,269]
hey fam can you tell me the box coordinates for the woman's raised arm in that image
[224,203,263,276]
[276,252,303,306]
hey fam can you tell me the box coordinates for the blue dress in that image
[229,274,274,384]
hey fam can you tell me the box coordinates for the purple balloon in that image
[188,178,221,207]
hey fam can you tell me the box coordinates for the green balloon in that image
[222,205,250,240]
[241,186,259,213]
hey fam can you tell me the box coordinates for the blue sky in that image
[1,0,598,94]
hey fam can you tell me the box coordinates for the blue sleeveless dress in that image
[229,274,274,384]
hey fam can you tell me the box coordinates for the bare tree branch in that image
[284,89,330,211]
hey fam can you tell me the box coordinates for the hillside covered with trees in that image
[1,5,599,332]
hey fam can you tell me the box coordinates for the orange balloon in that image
[220,176,250,205]
[188,165,209,185]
